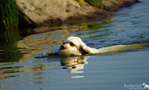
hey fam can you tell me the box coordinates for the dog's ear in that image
[79,45,92,54]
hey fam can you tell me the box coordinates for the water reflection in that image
[0,58,58,88]
[0,30,22,63]
[61,56,89,78]
[0,56,90,88]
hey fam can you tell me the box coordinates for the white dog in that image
[59,36,142,55]
[59,36,99,54]
[142,83,149,89]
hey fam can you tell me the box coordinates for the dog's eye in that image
[69,42,75,46]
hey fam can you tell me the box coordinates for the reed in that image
[0,0,19,30]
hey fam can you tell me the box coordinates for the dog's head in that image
[59,36,91,54]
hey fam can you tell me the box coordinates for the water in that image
[0,1,149,90]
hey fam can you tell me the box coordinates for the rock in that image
[16,0,102,25]
[16,0,138,26]
[102,0,136,11]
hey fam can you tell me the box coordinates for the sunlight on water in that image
[0,1,149,90]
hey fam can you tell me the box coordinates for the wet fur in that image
[59,36,145,55]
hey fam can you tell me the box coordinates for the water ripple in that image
[0,1,149,89]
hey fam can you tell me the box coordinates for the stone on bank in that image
[16,0,138,26]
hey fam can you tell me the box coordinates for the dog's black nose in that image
[59,45,66,50]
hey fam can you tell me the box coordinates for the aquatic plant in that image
[0,0,19,30]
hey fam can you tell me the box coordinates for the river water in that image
[0,0,149,90]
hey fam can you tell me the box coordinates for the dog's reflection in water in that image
[61,56,89,78]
